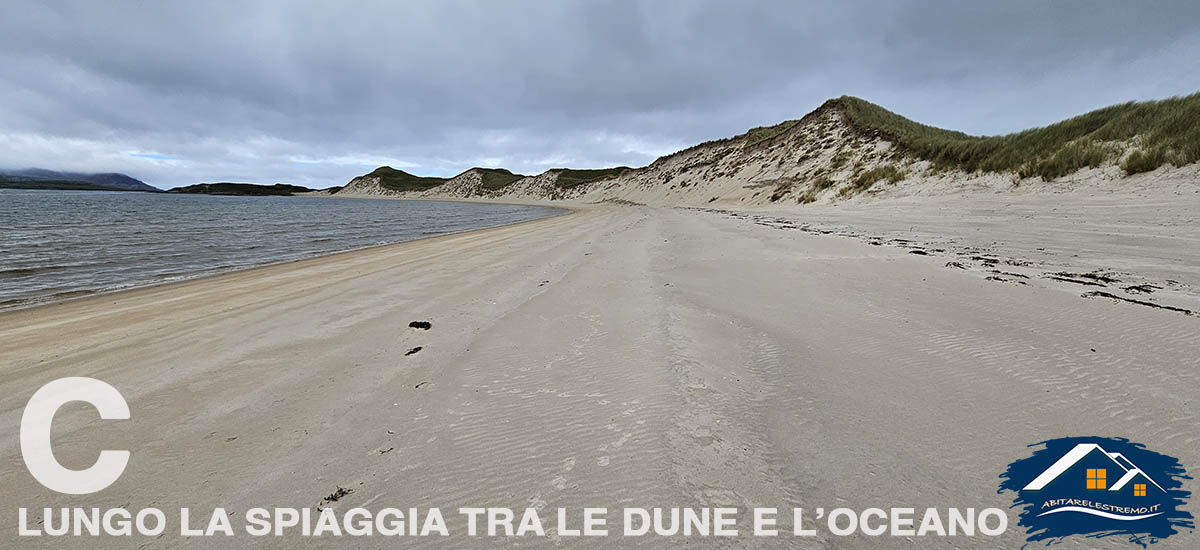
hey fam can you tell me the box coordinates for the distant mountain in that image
[168,183,318,196]
[0,168,159,192]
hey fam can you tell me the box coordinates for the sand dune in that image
[1,204,1197,549]
[332,94,1200,213]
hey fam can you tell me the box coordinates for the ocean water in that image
[0,189,564,311]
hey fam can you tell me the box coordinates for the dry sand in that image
[1,200,1197,549]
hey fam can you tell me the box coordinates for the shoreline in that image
[0,200,574,318]
[301,190,584,209]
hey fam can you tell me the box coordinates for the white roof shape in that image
[1109,468,1166,493]
[1022,443,1163,492]
[1108,453,1137,471]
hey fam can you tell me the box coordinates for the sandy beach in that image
[2,199,1197,549]
[7,2,1200,547]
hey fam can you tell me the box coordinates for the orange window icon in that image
[1086,468,1107,489]
[1134,483,1146,496]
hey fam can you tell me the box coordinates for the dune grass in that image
[551,167,633,189]
[834,93,1200,178]
[475,168,526,190]
[362,166,445,192]
[743,120,801,148]
[836,165,907,198]
[769,178,796,202]
[810,174,834,190]
[794,175,834,204]
[852,165,906,189]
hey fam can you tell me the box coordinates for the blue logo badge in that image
[999,437,1193,546]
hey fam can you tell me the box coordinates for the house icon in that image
[1023,443,1166,498]
[1000,436,1192,544]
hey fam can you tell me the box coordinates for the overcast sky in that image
[1,1,1198,189]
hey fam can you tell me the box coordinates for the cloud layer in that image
[2,1,1199,188]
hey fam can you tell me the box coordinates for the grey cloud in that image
[1,0,1198,188]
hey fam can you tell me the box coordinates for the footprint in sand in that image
[551,476,568,490]
[562,457,576,472]
[597,456,610,467]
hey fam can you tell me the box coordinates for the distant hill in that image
[1,177,139,192]
[0,168,159,192]
[168,183,318,196]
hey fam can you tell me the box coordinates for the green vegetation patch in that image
[365,166,446,192]
[835,165,907,199]
[851,165,906,190]
[551,167,633,189]
[1121,148,1168,175]
[834,93,1200,179]
[475,168,527,190]
[794,175,835,204]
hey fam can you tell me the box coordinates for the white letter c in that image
[20,377,130,494]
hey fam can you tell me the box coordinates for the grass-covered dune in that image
[361,166,447,192]
[342,91,1200,199]
[475,168,527,190]
[344,166,531,192]
[834,93,1200,179]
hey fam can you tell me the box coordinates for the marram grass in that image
[834,93,1200,179]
